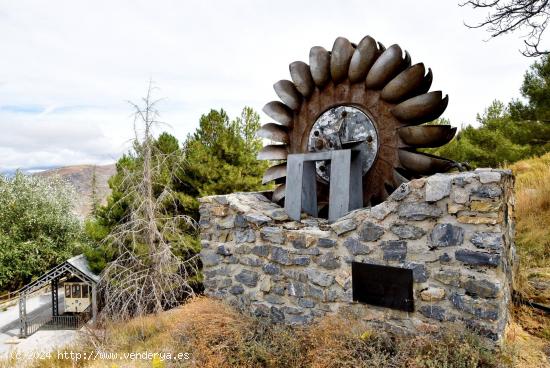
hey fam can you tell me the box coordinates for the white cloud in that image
[0,0,535,171]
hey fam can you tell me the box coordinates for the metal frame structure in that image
[285,148,363,222]
[18,257,98,338]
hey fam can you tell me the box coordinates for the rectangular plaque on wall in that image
[351,262,414,312]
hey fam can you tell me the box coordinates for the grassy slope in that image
[508,153,550,345]
[5,154,550,368]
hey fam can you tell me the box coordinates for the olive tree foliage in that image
[462,0,550,57]
[98,85,198,320]
[0,173,82,291]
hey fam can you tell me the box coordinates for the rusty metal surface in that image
[290,61,315,97]
[398,149,455,175]
[274,80,302,111]
[399,125,456,147]
[262,101,293,126]
[259,34,458,208]
[307,106,378,183]
[349,35,380,83]
[257,123,289,144]
[381,63,427,103]
[366,45,407,89]
[391,91,449,124]
[257,145,288,160]
[262,163,287,184]
[330,37,354,83]
[309,46,331,88]
[289,80,403,205]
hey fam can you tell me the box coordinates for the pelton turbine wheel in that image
[257,35,458,211]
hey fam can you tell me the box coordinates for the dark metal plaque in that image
[351,262,414,312]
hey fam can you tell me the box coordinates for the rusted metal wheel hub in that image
[307,105,379,183]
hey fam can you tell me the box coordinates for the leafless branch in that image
[98,82,198,321]
[462,0,550,56]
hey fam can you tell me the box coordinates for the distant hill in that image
[36,164,116,218]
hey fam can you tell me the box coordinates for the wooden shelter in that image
[18,254,99,337]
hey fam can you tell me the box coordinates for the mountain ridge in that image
[36,164,116,218]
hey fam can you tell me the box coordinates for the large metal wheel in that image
[257,35,458,209]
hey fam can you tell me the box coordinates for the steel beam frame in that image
[285,149,363,222]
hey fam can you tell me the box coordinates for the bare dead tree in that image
[462,0,550,56]
[98,82,199,321]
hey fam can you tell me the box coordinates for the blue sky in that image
[0,0,536,172]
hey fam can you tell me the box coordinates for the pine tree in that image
[175,107,269,219]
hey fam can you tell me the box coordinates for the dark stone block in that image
[235,214,247,228]
[330,218,357,235]
[229,285,244,295]
[239,256,263,267]
[419,305,454,322]
[267,208,289,221]
[261,227,285,244]
[293,247,321,256]
[473,185,502,199]
[358,222,384,242]
[251,245,270,257]
[216,244,232,256]
[470,232,503,250]
[344,237,371,255]
[390,224,426,240]
[306,269,334,287]
[235,269,259,287]
[265,294,285,304]
[282,269,308,282]
[253,303,270,317]
[271,282,286,295]
[290,235,307,249]
[449,292,499,320]
[389,183,410,201]
[406,262,429,283]
[292,256,311,266]
[439,253,452,263]
[235,229,255,243]
[398,202,442,221]
[271,246,292,265]
[200,250,222,266]
[244,213,271,225]
[270,306,285,323]
[462,278,501,298]
[287,281,306,297]
[306,284,325,300]
[381,240,407,262]
[463,319,499,341]
[223,256,239,264]
[429,223,464,248]
[262,263,281,275]
[297,298,316,308]
[283,306,302,315]
[455,249,500,267]
[315,252,341,270]
[318,238,337,248]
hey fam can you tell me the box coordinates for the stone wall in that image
[198,169,516,341]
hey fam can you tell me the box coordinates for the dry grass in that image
[5,155,550,367]
[507,154,550,350]
[29,298,505,367]
[510,153,550,273]
[2,297,547,368]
